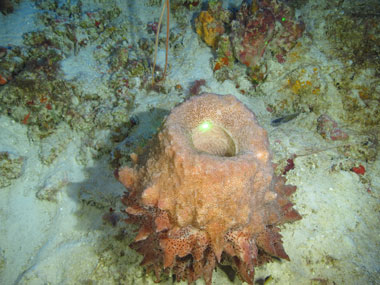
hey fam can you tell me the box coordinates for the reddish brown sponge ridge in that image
[118,93,301,284]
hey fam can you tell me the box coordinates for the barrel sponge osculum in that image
[117,93,301,284]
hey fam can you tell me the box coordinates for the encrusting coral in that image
[195,1,229,48]
[117,93,301,284]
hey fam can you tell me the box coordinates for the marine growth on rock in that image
[117,93,301,284]
[231,0,305,68]
[195,0,305,83]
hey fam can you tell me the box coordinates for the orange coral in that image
[213,56,229,71]
[118,93,301,284]
[195,11,224,48]
[0,74,7,85]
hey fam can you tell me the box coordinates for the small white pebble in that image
[71,96,79,106]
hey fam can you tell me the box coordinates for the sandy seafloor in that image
[0,0,379,284]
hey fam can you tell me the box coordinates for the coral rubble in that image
[117,93,301,284]
[317,114,349,141]
[0,1,138,165]
[325,1,380,70]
